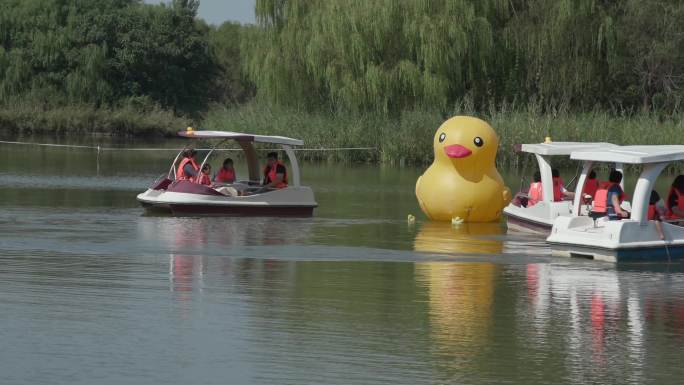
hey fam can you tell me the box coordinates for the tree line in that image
[0,0,682,122]
[0,0,245,117]
[245,0,683,114]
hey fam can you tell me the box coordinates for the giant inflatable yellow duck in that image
[415,116,511,222]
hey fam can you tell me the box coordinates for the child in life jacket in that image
[648,190,666,240]
[593,169,628,220]
[215,158,236,184]
[177,148,199,180]
[666,175,684,220]
[552,169,574,201]
[527,171,543,207]
[195,163,211,186]
[582,170,599,200]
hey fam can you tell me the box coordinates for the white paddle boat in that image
[504,142,617,233]
[547,145,684,262]
[137,130,317,216]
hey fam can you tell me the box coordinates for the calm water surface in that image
[1,138,684,385]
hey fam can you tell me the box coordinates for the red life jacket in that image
[264,161,288,188]
[666,187,684,219]
[593,182,624,213]
[582,178,599,199]
[193,172,211,186]
[552,177,563,201]
[647,204,658,220]
[216,167,235,183]
[177,157,199,180]
[528,182,543,206]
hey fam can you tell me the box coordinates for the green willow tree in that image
[244,0,510,113]
[244,0,683,114]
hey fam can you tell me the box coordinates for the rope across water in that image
[0,139,377,152]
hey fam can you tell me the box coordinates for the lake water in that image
[1,138,684,385]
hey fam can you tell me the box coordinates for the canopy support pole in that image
[572,161,593,216]
[632,162,668,224]
[535,154,554,203]
[283,145,300,187]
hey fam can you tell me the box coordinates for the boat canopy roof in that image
[519,142,616,156]
[571,145,684,164]
[178,130,304,146]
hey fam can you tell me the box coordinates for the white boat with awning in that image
[547,145,684,262]
[503,141,618,233]
[136,129,317,216]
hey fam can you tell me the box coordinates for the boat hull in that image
[549,242,684,263]
[503,200,574,234]
[140,200,315,217]
[504,212,552,233]
[547,216,684,263]
[137,181,317,217]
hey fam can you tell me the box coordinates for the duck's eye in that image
[473,137,483,147]
[439,133,446,143]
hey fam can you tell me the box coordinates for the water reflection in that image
[6,140,684,384]
[151,217,310,297]
[137,216,313,252]
[415,262,498,369]
[413,222,504,255]
[523,263,645,382]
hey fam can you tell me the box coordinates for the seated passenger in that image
[552,168,574,201]
[194,164,211,186]
[593,169,628,220]
[176,148,199,180]
[527,171,543,207]
[215,158,236,184]
[649,190,666,240]
[263,152,288,189]
[581,170,599,200]
[666,175,684,219]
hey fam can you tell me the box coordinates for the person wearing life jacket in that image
[193,163,212,186]
[262,151,288,189]
[593,169,628,220]
[666,175,684,220]
[582,170,600,200]
[176,148,199,181]
[648,190,666,240]
[215,158,236,184]
[527,171,543,207]
[552,168,575,201]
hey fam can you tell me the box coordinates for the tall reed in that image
[203,102,683,168]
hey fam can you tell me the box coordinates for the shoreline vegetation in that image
[4,101,680,170]
[203,102,683,168]
[0,0,682,165]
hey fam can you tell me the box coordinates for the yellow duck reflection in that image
[415,261,499,363]
[413,222,502,361]
[413,221,504,255]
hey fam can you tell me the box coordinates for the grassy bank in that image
[203,102,684,168]
[0,104,190,137]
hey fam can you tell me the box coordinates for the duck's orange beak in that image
[444,144,472,158]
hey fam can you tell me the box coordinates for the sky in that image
[145,0,256,25]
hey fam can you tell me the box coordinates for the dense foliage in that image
[244,0,683,113]
[0,0,681,140]
[0,0,214,114]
